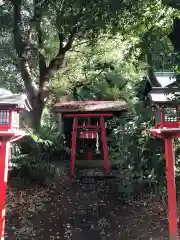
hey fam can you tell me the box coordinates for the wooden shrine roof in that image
[148,87,180,105]
[54,100,128,113]
[0,88,31,111]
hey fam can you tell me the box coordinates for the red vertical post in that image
[100,116,110,174]
[88,117,91,125]
[161,108,165,124]
[165,138,178,240]
[0,139,10,240]
[70,117,78,177]
[88,152,92,161]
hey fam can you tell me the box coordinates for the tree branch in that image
[36,22,47,87]
[142,30,161,87]
[10,0,37,99]
[37,28,48,89]
[40,1,87,83]
[58,33,64,50]
[43,25,77,82]
[63,26,78,52]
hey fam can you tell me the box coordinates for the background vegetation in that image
[1,0,180,197]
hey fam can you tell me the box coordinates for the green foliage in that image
[1,0,180,197]
[52,35,146,101]
[11,123,69,184]
[0,0,176,128]
[108,103,166,195]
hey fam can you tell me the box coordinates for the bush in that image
[108,103,166,196]
[10,123,69,184]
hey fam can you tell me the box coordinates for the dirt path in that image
[5,169,173,239]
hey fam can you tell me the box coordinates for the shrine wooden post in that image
[0,90,31,240]
[148,87,180,239]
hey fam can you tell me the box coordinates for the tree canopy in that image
[0,0,179,128]
[4,2,180,237]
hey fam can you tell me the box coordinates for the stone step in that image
[80,178,97,184]
[75,160,105,168]
[73,208,99,215]
[78,191,98,200]
[76,198,98,207]
[81,184,97,192]
[76,204,96,211]
[71,211,99,221]
[72,229,100,240]
[69,212,99,229]
[78,175,117,182]
[77,169,104,177]
[78,196,98,202]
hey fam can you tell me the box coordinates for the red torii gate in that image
[65,113,112,176]
[54,100,127,177]
[0,90,31,240]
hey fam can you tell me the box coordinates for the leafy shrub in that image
[10,123,69,184]
[108,103,166,196]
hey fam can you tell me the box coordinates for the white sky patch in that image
[156,76,175,87]
[0,0,4,6]
[155,72,175,87]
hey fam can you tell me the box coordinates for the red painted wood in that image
[70,117,78,177]
[161,109,165,124]
[100,116,110,174]
[150,128,179,239]
[151,129,180,139]
[165,138,178,240]
[77,125,100,129]
[68,114,111,175]
[88,152,92,161]
[79,129,97,139]
[0,140,10,240]
[149,129,164,138]
[156,122,180,129]
[9,110,12,127]
[64,113,113,117]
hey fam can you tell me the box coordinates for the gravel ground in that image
[4,170,176,240]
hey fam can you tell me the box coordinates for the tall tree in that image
[0,0,144,129]
[126,1,175,86]
[162,0,180,82]
[52,35,145,102]
[0,0,172,129]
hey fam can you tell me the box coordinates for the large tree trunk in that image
[143,31,161,87]
[28,90,46,130]
[169,18,180,82]
[30,102,45,131]
[146,50,161,87]
[10,0,77,130]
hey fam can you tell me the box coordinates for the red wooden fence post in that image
[165,138,178,240]
[0,139,10,240]
[70,117,78,177]
[87,152,92,161]
[100,116,110,174]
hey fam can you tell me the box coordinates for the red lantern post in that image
[151,128,179,239]
[148,87,180,240]
[165,138,177,239]
[0,90,31,240]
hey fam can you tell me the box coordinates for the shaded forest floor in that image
[4,170,177,239]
